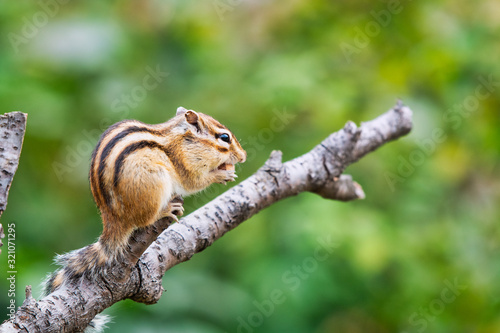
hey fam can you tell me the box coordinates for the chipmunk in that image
[45,106,246,299]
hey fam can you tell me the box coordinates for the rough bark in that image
[0,112,27,218]
[0,112,27,256]
[1,102,412,332]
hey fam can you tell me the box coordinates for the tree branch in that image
[0,112,27,219]
[0,111,27,256]
[1,102,412,332]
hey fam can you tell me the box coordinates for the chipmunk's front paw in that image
[215,170,237,184]
[224,170,237,182]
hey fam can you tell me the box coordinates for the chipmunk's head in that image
[175,107,246,188]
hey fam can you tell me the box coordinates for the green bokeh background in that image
[1,1,499,332]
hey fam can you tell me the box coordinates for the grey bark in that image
[0,112,27,219]
[0,112,27,256]
[0,103,412,332]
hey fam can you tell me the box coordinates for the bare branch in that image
[134,102,412,302]
[0,112,27,219]
[1,103,412,332]
[0,112,27,258]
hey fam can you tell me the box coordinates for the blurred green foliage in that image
[1,0,499,332]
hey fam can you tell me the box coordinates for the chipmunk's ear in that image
[184,110,199,127]
[178,107,200,131]
[177,106,199,128]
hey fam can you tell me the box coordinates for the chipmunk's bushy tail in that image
[43,241,112,333]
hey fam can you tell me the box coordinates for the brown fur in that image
[90,108,245,264]
[46,108,245,299]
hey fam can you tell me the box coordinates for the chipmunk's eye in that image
[218,133,231,143]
